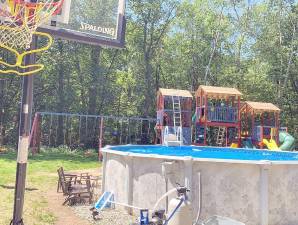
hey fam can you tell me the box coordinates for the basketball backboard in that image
[39,0,126,48]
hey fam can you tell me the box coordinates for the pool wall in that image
[101,147,298,225]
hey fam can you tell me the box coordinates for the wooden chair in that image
[57,167,93,205]
[57,167,88,193]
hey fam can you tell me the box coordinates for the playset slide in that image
[192,113,197,123]
[230,143,239,148]
[262,139,279,150]
[242,139,255,149]
[262,131,295,151]
[279,131,296,151]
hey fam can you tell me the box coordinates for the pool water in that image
[108,145,298,161]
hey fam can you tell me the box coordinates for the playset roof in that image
[243,101,280,113]
[196,85,242,98]
[158,88,193,98]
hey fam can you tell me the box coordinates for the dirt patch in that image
[46,187,90,225]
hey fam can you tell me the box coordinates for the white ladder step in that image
[170,95,182,145]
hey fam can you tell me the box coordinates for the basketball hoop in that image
[0,0,64,49]
[0,0,64,75]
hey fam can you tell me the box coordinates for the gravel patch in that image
[71,204,139,225]
[68,170,138,224]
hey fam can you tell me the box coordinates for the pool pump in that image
[136,185,192,225]
[166,186,192,225]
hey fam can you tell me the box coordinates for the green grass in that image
[0,147,100,225]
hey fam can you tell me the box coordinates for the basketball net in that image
[0,0,64,75]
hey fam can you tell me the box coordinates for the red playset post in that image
[29,113,42,155]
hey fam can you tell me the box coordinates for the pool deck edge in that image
[101,145,298,165]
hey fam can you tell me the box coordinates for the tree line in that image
[0,0,297,146]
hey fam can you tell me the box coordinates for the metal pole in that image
[11,36,37,225]
[98,117,104,161]
[49,114,53,146]
[79,116,82,144]
[85,116,88,145]
[119,119,123,144]
[69,116,72,147]
[128,119,131,143]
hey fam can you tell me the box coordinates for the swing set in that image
[29,112,156,158]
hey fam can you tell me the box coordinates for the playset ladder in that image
[161,95,183,146]
[216,126,226,146]
[172,95,182,129]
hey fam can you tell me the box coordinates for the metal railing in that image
[197,106,238,122]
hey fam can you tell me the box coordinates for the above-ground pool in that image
[101,145,298,225]
[104,145,298,162]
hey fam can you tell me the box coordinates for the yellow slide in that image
[262,139,280,151]
[230,143,239,148]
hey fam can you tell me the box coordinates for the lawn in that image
[0,147,100,225]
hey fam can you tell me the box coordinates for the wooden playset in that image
[155,86,295,150]
[240,101,280,149]
[155,88,193,146]
[193,85,242,147]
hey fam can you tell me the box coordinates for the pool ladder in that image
[164,126,183,146]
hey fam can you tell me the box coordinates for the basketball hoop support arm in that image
[11,36,37,225]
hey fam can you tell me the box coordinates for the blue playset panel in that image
[197,106,238,123]
[195,125,205,144]
[280,127,288,132]
[252,126,274,142]
[182,127,192,144]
